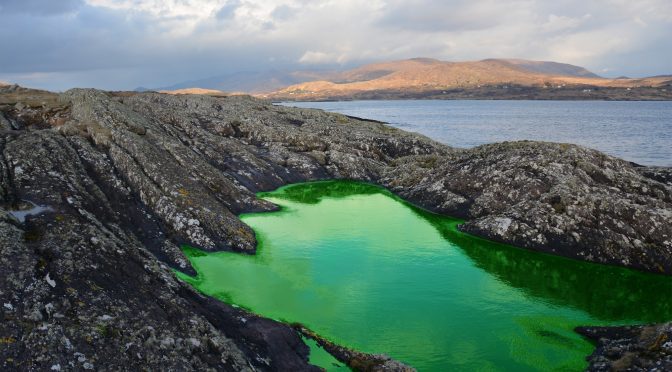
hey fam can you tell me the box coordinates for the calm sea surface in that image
[279,100,672,166]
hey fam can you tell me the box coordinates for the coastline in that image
[265,85,672,102]
[1,85,670,370]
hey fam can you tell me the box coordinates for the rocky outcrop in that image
[382,142,672,274]
[638,166,672,187]
[294,324,415,372]
[576,322,672,371]
[1,85,671,369]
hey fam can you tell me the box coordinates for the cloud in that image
[0,0,670,90]
[270,4,296,21]
[298,51,348,64]
[377,0,518,32]
[0,0,83,15]
[85,0,221,19]
[541,14,591,33]
[216,0,242,20]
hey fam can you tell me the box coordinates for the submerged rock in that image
[1,84,670,370]
[294,324,416,371]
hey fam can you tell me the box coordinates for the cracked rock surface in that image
[1,85,670,370]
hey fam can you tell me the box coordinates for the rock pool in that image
[176,180,672,371]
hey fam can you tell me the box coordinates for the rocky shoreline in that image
[293,324,415,371]
[576,322,672,371]
[268,84,672,102]
[1,84,670,370]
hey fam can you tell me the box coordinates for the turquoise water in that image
[177,181,672,371]
[279,100,672,166]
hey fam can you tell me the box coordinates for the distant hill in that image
[155,70,341,94]
[493,59,601,78]
[262,58,671,100]
[158,88,227,96]
[151,58,671,100]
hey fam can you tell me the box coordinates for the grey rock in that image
[0,112,11,131]
[638,166,672,187]
[576,322,672,371]
[382,142,672,274]
[295,324,416,371]
[1,86,670,370]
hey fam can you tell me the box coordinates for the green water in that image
[176,181,672,371]
[302,337,348,370]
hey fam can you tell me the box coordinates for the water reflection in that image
[270,180,672,323]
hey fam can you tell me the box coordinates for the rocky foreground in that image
[1,84,671,370]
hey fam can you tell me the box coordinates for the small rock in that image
[45,273,57,288]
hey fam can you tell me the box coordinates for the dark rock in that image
[576,322,672,371]
[294,324,415,371]
[1,86,670,370]
[638,166,672,187]
[382,141,672,274]
[0,112,11,131]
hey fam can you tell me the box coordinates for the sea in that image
[279,100,672,167]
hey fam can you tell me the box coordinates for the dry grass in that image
[0,89,62,109]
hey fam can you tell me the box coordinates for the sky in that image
[1,0,671,91]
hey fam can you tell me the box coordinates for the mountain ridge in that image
[144,58,672,100]
[262,58,671,100]
[155,69,341,94]
[489,58,601,78]
[150,58,607,94]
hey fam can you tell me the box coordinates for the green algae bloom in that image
[177,181,672,371]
